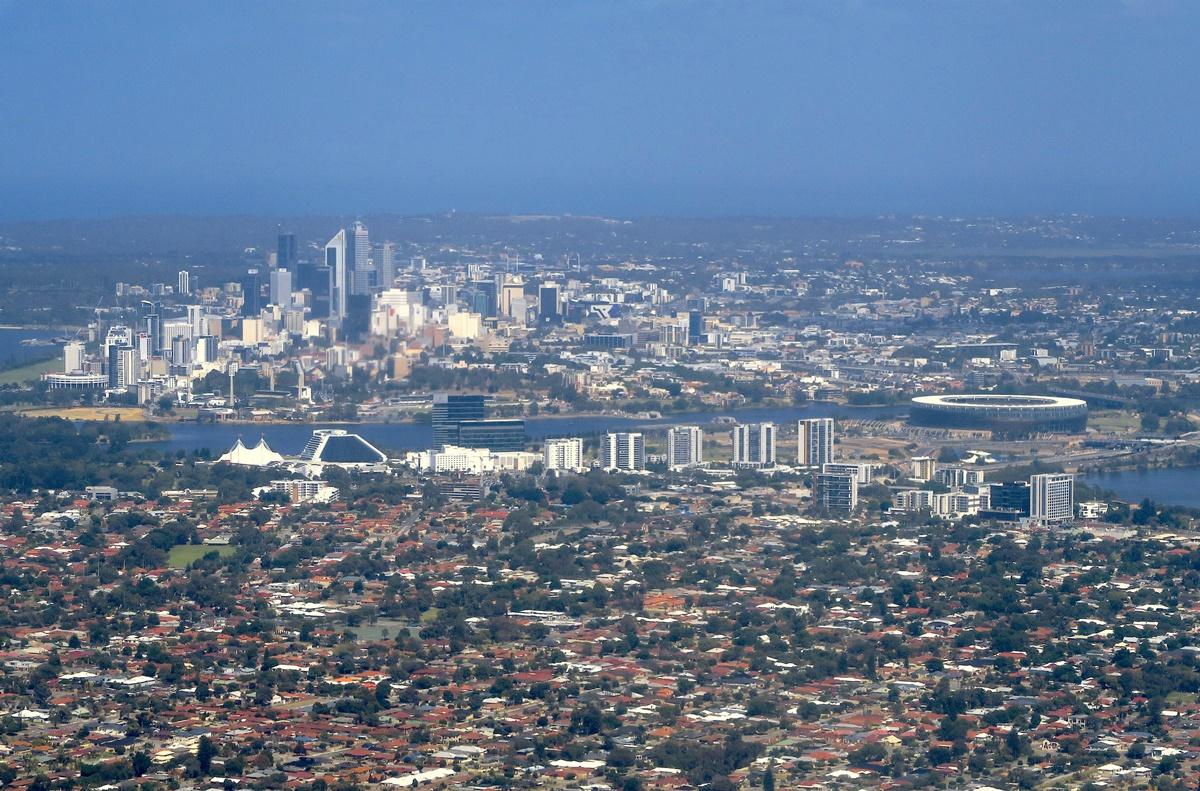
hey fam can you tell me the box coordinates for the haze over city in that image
[3,0,1200,219]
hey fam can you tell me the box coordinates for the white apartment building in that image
[544,437,585,473]
[666,425,703,469]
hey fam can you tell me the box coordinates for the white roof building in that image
[217,437,286,467]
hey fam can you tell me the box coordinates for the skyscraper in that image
[798,418,835,467]
[239,270,262,317]
[378,241,396,291]
[108,345,138,389]
[348,221,372,295]
[276,233,297,270]
[733,423,776,468]
[667,425,704,469]
[269,268,293,307]
[325,230,348,322]
[471,279,498,318]
[1030,474,1074,523]
[498,275,524,319]
[177,270,191,295]
[538,282,562,324]
[602,433,645,471]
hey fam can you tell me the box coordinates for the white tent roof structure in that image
[218,437,286,467]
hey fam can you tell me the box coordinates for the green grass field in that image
[168,544,236,568]
[1089,409,1141,435]
[0,356,59,385]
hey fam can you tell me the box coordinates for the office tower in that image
[103,325,132,361]
[269,268,293,307]
[538,282,562,324]
[455,419,526,452]
[471,279,498,318]
[108,346,138,389]
[194,335,218,364]
[240,269,263,317]
[544,437,585,472]
[325,230,348,322]
[686,296,706,344]
[910,456,936,482]
[276,233,297,270]
[185,305,205,338]
[667,425,704,469]
[348,221,372,295]
[177,270,191,295]
[733,422,776,468]
[797,418,835,467]
[378,242,397,291]
[602,432,646,471]
[432,394,487,447]
[986,481,1031,518]
[63,341,85,374]
[284,309,306,335]
[344,294,372,340]
[814,472,859,512]
[498,275,524,319]
[140,300,163,352]
[171,336,192,366]
[658,318,688,347]
[297,258,331,319]
[134,332,152,362]
[1030,474,1074,523]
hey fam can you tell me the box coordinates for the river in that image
[153,402,905,456]
[1082,467,1200,510]
[0,327,66,368]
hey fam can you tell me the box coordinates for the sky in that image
[1,0,1198,220]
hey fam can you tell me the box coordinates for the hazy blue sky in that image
[1,0,1197,219]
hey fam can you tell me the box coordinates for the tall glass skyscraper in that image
[276,233,297,270]
[348,221,373,295]
[325,230,347,322]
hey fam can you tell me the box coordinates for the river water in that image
[0,327,66,368]
[1082,467,1200,510]
[153,403,905,456]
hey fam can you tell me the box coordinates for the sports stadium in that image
[909,394,1088,438]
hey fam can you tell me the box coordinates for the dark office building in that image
[471,279,497,318]
[276,233,297,270]
[433,394,487,447]
[980,481,1031,521]
[584,333,636,350]
[686,297,706,344]
[538,284,562,324]
[342,294,371,340]
[295,263,331,319]
[241,269,263,317]
[457,418,527,452]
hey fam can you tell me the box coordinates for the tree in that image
[131,751,151,777]
[197,735,216,775]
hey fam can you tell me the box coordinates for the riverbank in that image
[0,355,59,385]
